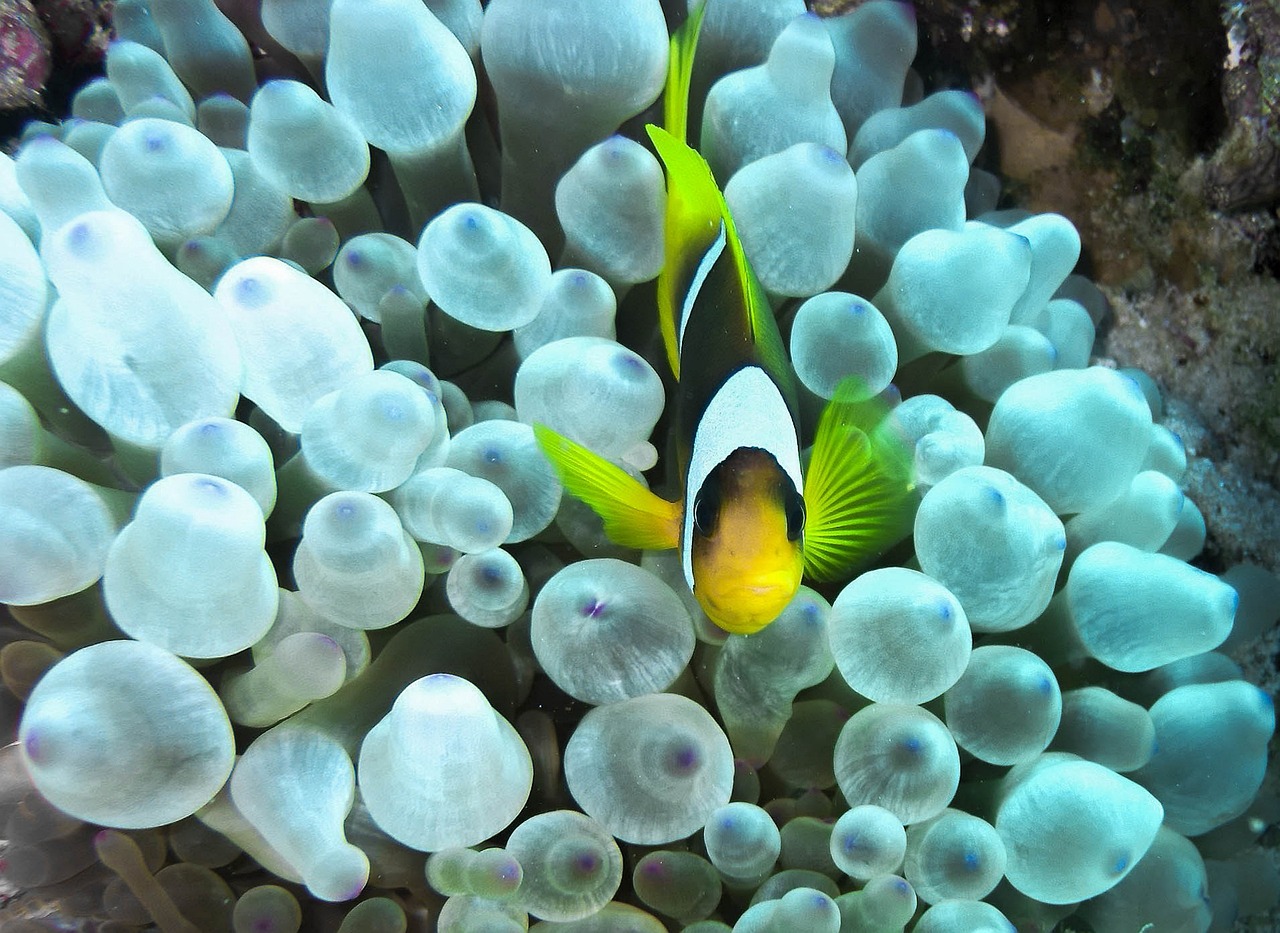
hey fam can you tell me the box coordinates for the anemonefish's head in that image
[688,447,805,635]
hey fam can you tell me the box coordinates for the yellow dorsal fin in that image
[534,423,681,551]
[648,124,789,385]
[649,125,719,379]
[802,378,916,582]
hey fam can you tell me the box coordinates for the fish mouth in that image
[728,571,796,600]
[698,572,800,634]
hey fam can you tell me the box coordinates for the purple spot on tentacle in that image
[668,742,700,776]
[66,220,94,254]
[234,276,268,307]
[640,857,669,880]
[581,599,607,619]
[815,144,846,166]
[613,351,647,378]
[194,475,227,495]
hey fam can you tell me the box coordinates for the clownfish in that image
[535,5,913,634]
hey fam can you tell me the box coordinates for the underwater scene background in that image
[0,0,1277,930]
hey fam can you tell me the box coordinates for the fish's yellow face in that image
[689,448,805,635]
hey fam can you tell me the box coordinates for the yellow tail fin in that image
[652,2,712,378]
[649,1,790,385]
[664,1,708,145]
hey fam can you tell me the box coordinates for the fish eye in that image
[693,488,719,537]
[785,488,805,541]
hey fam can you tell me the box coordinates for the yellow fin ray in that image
[534,424,681,551]
[802,379,915,582]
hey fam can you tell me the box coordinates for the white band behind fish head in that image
[681,364,803,590]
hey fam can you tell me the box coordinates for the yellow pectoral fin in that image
[802,377,916,582]
[533,424,681,551]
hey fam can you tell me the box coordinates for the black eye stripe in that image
[693,486,719,537]
[785,486,805,541]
